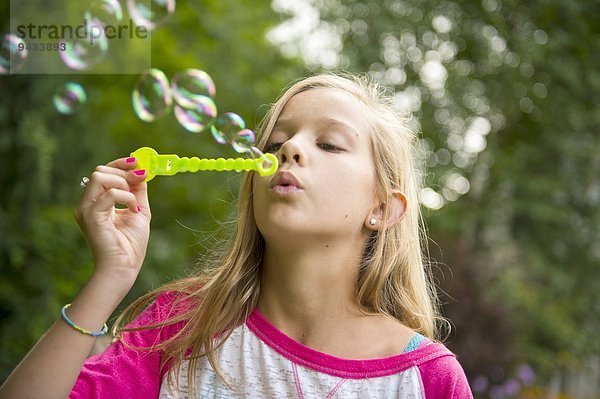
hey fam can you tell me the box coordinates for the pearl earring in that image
[369,218,377,226]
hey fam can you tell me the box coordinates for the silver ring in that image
[80,176,90,188]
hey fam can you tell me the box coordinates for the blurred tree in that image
[2,0,599,396]
[270,0,600,394]
[0,0,303,380]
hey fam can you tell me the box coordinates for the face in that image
[252,87,379,245]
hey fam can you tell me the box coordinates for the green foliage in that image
[2,0,599,395]
[0,0,304,379]
[306,0,600,391]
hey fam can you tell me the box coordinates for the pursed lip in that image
[269,170,303,189]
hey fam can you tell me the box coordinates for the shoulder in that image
[129,290,192,324]
[121,290,193,344]
[415,341,473,399]
[70,291,196,399]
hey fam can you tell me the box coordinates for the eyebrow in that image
[273,117,361,138]
[319,118,361,138]
[272,118,293,132]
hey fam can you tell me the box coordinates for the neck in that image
[255,234,417,359]
[256,235,368,341]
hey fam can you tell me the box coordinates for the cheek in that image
[326,166,377,209]
[252,175,275,220]
[354,165,378,204]
[252,178,265,207]
[252,190,270,238]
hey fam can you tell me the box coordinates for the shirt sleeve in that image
[418,344,473,399]
[69,292,185,399]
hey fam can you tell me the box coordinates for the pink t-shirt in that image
[70,293,473,398]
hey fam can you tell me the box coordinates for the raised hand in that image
[75,156,151,287]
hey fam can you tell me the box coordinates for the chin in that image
[259,221,312,240]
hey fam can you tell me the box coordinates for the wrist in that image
[61,303,109,337]
[90,265,138,293]
[81,270,135,310]
[65,280,126,335]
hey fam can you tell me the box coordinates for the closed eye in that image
[318,142,343,152]
[265,141,343,153]
[264,142,283,153]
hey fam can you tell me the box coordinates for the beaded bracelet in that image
[61,303,109,337]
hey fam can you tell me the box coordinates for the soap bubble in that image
[53,83,87,115]
[132,68,172,122]
[174,96,217,133]
[59,20,108,70]
[127,0,176,31]
[0,34,28,74]
[231,129,256,153]
[171,69,216,108]
[210,112,245,145]
[84,0,123,26]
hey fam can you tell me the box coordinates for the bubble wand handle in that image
[130,147,278,182]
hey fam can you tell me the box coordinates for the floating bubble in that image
[174,96,217,133]
[231,129,256,153]
[0,34,28,74]
[53,83,87,115]
[127,0,176,31]
[171,69,216,108]
[132,68,172,122]
[210,112,245,145]
[85,0,124,26]
[59,20,108,70]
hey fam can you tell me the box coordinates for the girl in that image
[0,74,473,398]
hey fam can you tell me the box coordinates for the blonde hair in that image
[114,72,442,391]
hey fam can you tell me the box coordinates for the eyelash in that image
[264,141,342,153]
[264,142,283,153]
[318,143,342,152]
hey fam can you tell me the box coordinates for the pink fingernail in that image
[126,157,136,164]
[136,204,141,213]
[134,169,146,176]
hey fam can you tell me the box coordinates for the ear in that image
[364,191,407,231]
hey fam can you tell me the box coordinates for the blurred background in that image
[1,0,599,397]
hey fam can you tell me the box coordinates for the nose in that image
[279,138,303,165]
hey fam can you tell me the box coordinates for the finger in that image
[129,180,151,218]
[93,165,147,184]
[81,171,131,205]
[96,165,149,187]
[106,156,138,170]
[89,187,140,215]
[82,164,147,195]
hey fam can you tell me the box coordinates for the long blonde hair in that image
[114,72,442,390]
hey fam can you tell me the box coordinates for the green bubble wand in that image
[130,146,278,182]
